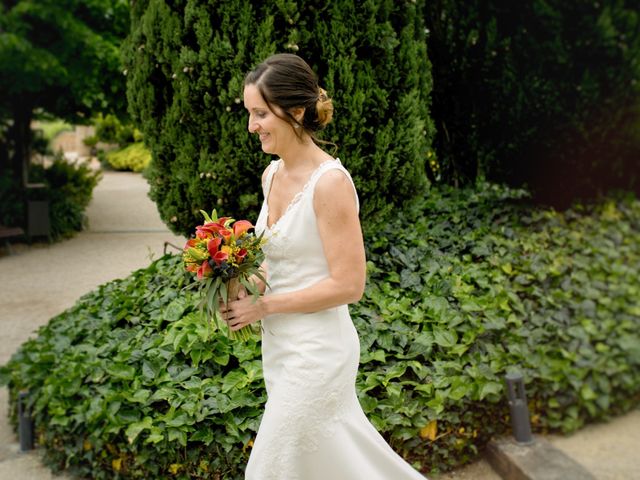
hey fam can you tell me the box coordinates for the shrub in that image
[0,154,100,240]
[94,113,124,145]
[16,154,100,239]
[2,187,639,477]
[425,0,640,206]
[104,142,152,173]
[32,155,102,240]
[82,135,99,148]
[123,0,434,236]
[358,187,640,469]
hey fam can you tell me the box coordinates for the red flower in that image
[197,260,213,279]
[212,251,229,265]
[184,238,199,250]
[218,217,231,226]
[236,248,247,263]
[219,228,232,243]
[196,222,223,238]
[233,220,253,237]
[207,237,222,257]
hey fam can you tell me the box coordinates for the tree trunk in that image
[9,103,33,188]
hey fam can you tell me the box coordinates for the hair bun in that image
[316,88,334,128]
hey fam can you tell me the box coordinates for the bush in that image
[0,155,100,240]
[104,142,152,173]
[425,0,640,206]
[93,113,124,145]
[0,154,102,240]
[2,187,639,477]
[123,0,434,236]
[32,155,102,240]
[358,187,640,469]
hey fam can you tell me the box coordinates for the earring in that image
[294,124,300,129]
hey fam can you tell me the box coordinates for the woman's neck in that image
[279,138,332,172]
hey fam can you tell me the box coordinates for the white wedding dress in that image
[247,158,426,480]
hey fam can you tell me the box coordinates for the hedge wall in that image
[123,0,434,236]
[425,0,640,206]
[2,186,639,477]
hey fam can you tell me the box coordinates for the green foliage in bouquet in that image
[425,0,640,206]
[122,0,434,236]
[2,186,639,477]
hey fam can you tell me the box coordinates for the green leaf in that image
[106,364,136,381]
[433,328,458,348]
[478,381,503,400]
[125,416,153,444]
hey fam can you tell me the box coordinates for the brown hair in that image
[244,53,335,147]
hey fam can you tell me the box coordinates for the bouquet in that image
[182,210,266,340]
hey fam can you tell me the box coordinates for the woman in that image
[223,53,426,480]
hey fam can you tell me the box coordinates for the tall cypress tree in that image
[123,0,433,236]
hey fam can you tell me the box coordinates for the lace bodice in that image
[254,158,359,295]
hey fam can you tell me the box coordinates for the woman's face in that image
[243,83,296,156]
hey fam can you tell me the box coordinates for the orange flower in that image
[233,220,253,237]
[197,260,213,279]
[211,251,229,265]
[207,237,222,257]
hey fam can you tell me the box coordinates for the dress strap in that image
[262,159,282,198]
[310,159,360,213]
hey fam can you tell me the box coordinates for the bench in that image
[0,225,26,254]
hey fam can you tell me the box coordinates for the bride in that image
[222,53,426,480]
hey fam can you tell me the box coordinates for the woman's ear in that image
[289,107,305,124]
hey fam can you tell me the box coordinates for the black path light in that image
[18,390,34,451]
[505,371,534,444]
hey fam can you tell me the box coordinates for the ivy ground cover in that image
[2,185,639,477]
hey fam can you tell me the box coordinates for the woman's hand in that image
[220,289,266,331]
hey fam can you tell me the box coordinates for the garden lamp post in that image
[18,390,34,451]
[505,371,533,444]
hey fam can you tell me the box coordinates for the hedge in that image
[103,143,152,173]
[2,186,639,477]
[425,0,640,206]
[122,0,434,236]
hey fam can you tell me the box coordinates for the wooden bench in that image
[0,225,26,254]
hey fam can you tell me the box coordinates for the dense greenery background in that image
[0,0,129,193]
[3,187,639,478]
[425,0,640,206]
[123,0,434,236]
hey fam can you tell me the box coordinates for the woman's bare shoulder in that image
[314,168,357,213]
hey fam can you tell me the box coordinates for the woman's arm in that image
[224,169,366,330]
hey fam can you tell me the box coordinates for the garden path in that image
[0,171,638,479]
